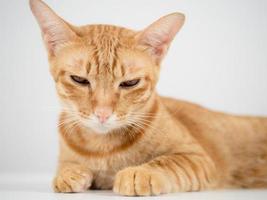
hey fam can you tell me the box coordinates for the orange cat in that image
[30,0,267,196]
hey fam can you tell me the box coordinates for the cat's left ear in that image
[137,13,185,63]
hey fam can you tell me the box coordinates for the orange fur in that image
[30,0,267,196]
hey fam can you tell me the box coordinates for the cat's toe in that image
[113,166,171,196]
[53,167,93,193]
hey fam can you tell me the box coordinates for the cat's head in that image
[30,0,185,134]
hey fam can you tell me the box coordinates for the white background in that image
[0,0,267,176]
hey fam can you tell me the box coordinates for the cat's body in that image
[30,0,267,196]
[59,96,267,191]
[163,97,267,189]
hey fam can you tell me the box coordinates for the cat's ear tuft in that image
[29,0,78,56]
[137,12,185,63]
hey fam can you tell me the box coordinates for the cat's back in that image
[161,96,267,133]
[160,96,267,150]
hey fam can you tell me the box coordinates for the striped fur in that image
[30,0,267,196]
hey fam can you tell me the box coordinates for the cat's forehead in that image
[76,24,136,45]
[59,25,153,76]
[61,47,152,77]
[81,25,138,67]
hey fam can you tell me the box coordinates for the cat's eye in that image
[119,79,140,89]
[70,75,90,86]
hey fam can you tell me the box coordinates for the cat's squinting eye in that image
[119,79,140,89]
[70,75,90,86]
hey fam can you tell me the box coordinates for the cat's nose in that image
[94,107,112,124]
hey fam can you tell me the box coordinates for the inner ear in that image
[30,0,79,56]
[137,12,185,63]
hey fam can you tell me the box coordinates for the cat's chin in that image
[90,126,112,134]
[83,123,118,135]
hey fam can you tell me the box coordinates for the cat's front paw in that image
[113,166,172,196]
[53,165,93,193]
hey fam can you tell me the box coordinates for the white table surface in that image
[1,173,267,200]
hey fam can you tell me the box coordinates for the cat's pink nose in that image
[94,107,112,124]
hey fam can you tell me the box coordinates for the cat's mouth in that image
[78,113,124,134]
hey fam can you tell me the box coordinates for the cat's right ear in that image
[29,0,78,56]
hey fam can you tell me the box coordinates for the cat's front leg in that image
[113,153,218,196]
[53,162,93,193]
